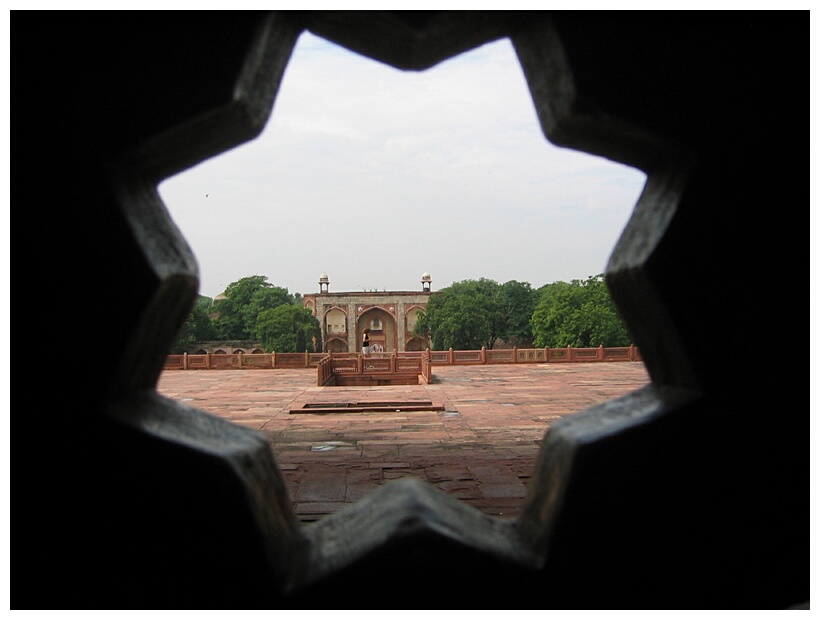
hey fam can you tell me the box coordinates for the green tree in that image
[213,275,295,340]
[170,295,218,353]
[244,285,295,333]
[498,280,537,346]
[531,274,631,348]
[414,278,538,350]
[464,278,506,349]
[256,304,322,353]
[412,279,490,350]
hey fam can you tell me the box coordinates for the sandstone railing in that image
[164,345,641,371]
[317,350,433,386]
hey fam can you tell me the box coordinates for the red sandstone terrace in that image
[157,362,651,522]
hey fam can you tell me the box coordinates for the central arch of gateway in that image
[302,272,434,353]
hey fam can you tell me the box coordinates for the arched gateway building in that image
[303,273,434,353]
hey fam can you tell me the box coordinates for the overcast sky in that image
[158,31,647,300]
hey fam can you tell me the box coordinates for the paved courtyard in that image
[157,362,651,523]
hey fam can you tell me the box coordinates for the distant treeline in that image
[172,274,632,354]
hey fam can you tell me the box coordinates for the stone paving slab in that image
[158,362,650,523]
